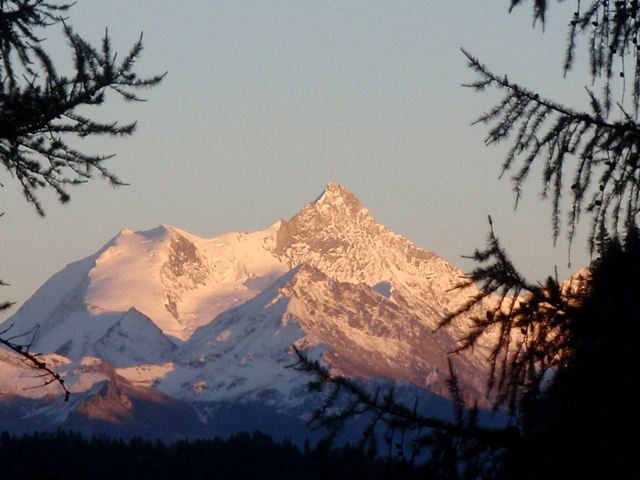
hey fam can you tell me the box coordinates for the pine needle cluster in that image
[469,1,640,248]
[0,0,164,214]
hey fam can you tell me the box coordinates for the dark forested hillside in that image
[0,429,421,480]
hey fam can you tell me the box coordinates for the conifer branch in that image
[0,322,70,401]
[463,46,640,247]
[289,346,517,448]
[441,219,589,414]
[0,1,165,215]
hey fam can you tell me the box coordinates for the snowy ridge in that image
[82,224,283,340]
[8,222,287,348]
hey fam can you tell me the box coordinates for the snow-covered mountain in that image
[0,183,495,440]
[11,221,287,346]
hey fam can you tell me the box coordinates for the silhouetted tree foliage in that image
[439,217,589,417]
[0,0,164,213]
[0,1,163,398]
[294,2,640,478]
[469,0,640,248]
[436,221,639,478]
[492,226,639,479]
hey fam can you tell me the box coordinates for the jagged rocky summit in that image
[0,183,495,441]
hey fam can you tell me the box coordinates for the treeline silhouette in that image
[0,429,421,480]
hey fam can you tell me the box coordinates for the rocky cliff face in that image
[160,229,214,319]
[275,183,441,284]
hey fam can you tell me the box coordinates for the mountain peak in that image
[273,184,375,268]
[312,183,366,214]
[314,182,356,201]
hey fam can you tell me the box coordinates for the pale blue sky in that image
[1,1,590,315]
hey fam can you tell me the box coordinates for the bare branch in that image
[0,323,69,401]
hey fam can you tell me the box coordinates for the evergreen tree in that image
[295,2,640,477]
[0,0,163,397]
[444,2,640,475]
[492,227,639,478]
